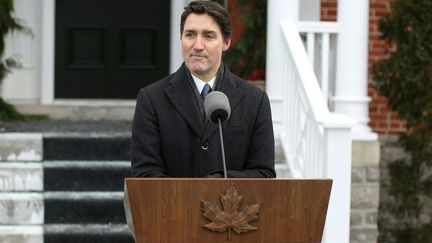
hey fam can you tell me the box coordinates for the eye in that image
[205,34,215,39]
[184,32,194,38]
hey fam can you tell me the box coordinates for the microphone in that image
[204,91,231,178]
[204,91,231,123]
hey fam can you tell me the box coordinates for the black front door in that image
[55,0,170,99]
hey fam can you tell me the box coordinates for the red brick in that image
[371,114,388,120]
[321,2,337,8]
[370,106,378,112]
[374,10,391,17]
[319,0,405,134]
[370,3,388,9]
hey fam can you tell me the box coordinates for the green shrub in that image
[372,0,432,241]
[0,0,35,121]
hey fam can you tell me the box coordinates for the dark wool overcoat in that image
[131,64,275,178]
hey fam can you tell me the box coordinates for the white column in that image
[266,0,299,139]
[334,0,377,141]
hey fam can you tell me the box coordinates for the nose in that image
[193,36,204,51]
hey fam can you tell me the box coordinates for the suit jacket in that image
[131,64,275,178]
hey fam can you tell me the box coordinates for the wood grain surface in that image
[124,178,332,243]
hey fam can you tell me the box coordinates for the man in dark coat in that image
[131,0,275,178]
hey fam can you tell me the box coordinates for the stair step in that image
[0,225,43,243]
[0,193,43,224]
[44,192,126,224]
[0,133,43,162]
[0,162,43,191]
[44,161,130,191]
[44,224,134,243]
[43,133,131,161]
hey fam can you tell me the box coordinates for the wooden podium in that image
[124,178,332,243]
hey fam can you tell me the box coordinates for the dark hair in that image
[180,0,232,42]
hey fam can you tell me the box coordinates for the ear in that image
[222,38,231,51]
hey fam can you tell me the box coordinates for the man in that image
[131,0,275,178]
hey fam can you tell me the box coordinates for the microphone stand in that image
[218,118,228,178]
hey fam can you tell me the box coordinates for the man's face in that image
[181,13,231,81]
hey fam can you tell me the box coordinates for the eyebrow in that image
[183,29,217,35]
[203,30,217,35]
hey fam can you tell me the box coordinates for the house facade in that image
[1,0,405,137]
[0,0,401,242]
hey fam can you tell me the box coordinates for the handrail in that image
[279,19,354,243]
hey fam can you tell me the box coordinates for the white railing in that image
[280,19,354,243]
[297,21,340,110]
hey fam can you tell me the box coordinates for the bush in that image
[0,0,34,121]
[372,0,432,241]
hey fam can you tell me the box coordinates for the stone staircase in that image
[42,131,133,243]
[0,120,289,242]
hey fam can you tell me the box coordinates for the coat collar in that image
[164,63,245,139]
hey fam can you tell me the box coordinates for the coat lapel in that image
[203,69,245,140]
[165,68,204,137]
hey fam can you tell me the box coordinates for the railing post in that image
[321,114,354,243]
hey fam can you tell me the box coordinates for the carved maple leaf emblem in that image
[201,185,262,240]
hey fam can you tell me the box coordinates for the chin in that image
[189,66,207,74]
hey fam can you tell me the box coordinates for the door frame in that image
[41,0,185,104]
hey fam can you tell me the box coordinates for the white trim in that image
[41,0,55,104]
[297,21,340,33]
[332,95,372,103]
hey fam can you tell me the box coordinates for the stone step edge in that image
[0,225,43,235]
[43,161,130,168]
[15,103,135,121]
[44,223,130,234]
[44,191,124,200]
[0,133,42,162]
[43,132,131,138]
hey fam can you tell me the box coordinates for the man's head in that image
[180,0,232,81]
[181,1,232,43]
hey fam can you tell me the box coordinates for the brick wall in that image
[320,0,337,21]
[320,0,407,135]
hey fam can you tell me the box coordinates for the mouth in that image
[191,54,206,59]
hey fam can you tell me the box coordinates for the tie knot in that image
[201,84,212,100]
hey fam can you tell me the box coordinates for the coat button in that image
[201,142,209,150]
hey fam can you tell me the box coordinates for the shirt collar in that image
[191,74,216,94]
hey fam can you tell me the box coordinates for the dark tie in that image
[201,84,212,100]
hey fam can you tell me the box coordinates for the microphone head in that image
[204,91,231,123]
